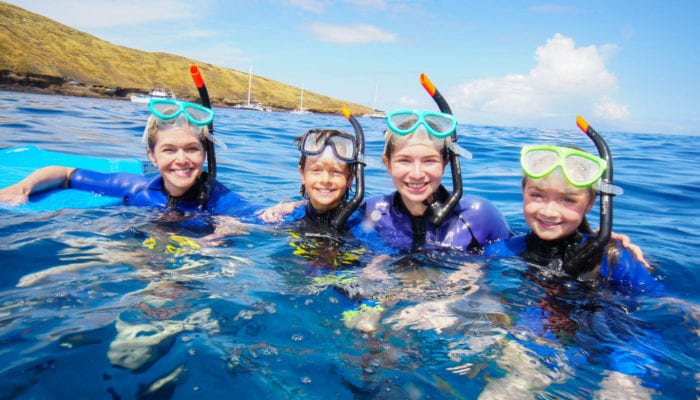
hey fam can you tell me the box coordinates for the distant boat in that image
[130,88,176,103]
[362,84,385,118]
[290,84,311,114]
[233,65,271,112]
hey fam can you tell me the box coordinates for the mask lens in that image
[150,101,181,120]
[522,148,559,177]
[564,154,604,186]
[183,104,214,126]
[387,112,419,135]
[424,113,456,138]
[328,135,356,161]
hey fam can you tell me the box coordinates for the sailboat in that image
[233,65,270,112]
[290,84,311,114]
[363,84,385,118]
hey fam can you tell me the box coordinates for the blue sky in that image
[6,0,699,135]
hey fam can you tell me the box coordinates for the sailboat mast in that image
[247,65,252,105]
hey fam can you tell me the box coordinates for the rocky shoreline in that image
[0,70,136,100]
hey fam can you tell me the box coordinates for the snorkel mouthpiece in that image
[190,65,216,210]
[419,73,463,226]
[563,115,615,277]
[330,107,366,231]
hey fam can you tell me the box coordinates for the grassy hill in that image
[0,1,373,115]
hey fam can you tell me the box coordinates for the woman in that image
[359,109,511,252]
[0,98,258,217]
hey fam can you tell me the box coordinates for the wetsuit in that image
[359,186,511,252]
[485,231,667,391]
[69,169,259,217]
[484,232,663,292]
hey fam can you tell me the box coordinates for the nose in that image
[174,149,187,162]
[408,161,425,178]
[539,200,560,217]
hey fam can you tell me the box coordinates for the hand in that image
[258,200,304,223]
[0,184,30,206]
[610,231,651,271]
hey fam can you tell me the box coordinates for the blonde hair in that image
[382,127,448,160]
[142,114,210,150]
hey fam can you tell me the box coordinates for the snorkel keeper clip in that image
[419,73,463,226]
[330,107,366,231]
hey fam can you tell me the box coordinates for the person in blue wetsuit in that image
[359,109,510,253]
[479,117,667,399]
[0,98,258,217]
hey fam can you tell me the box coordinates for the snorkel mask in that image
[300,107,367,231]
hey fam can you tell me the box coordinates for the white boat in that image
[233,65,270,112]
[290,84,311,114]
[362,84,385,118]
[130,88,176,103]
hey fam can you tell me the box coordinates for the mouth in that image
[170,168,194,178]
[536,218,561,230]
[405,181,429,194]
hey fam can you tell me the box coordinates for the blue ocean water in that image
[0,91,698,399]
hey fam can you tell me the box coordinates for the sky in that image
[5,0,700,135]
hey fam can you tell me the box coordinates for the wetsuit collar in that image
[522,231,584,273]
[393,186,450,250]
[163,172,208,209]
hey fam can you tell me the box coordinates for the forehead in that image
[525,174,589,196]
[154,127,202,144]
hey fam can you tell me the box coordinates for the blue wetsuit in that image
[69,169,259,217]
[359,186,511,252]
[485,231,667,390]
[485,232,663,293]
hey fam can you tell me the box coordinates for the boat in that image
[290,84,311,114]
[362,84,385,118]
[233,65,271,112]
[130,88,176,103]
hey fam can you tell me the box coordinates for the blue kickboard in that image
[0,145,143,211]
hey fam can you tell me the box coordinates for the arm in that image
[0,166,75,205]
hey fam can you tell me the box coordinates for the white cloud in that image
[288,0,328,13]
[593,96,630,120]
[399,96,418,107]
[452,33,629,124]
[306,23,397,44]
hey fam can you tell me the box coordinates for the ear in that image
[146,148,157,167]
[298,165,306,186]
[382,155,390,171]
[585,195,596,213]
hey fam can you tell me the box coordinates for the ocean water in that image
[0,91,698,399]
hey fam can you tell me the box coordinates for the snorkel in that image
[330,107,366,231]
[562,115,616,277]
[419,73,463,226]
[189,65,216,210]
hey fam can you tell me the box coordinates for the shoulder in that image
[454,194,511,240]
[600,239,665,294]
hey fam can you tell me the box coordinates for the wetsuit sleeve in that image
[209,183,263,219]
[484,235,527,257]
[466,196,512,245]
[600,241,666,295]
[69,169,147,199]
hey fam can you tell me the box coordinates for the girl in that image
[0,98,258,217]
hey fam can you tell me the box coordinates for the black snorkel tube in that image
[419,73,463,226]
[189,65,216,210]
[330,107,366,230]
[562,115,615,277]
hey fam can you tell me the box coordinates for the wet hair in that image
[143,114,210,150]
[295,129,354,199]
[382,120,449,160]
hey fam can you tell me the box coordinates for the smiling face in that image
[522,171,596,241]
[146,127,205,197]
[299,146,353,213]
[383,127,447,216]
